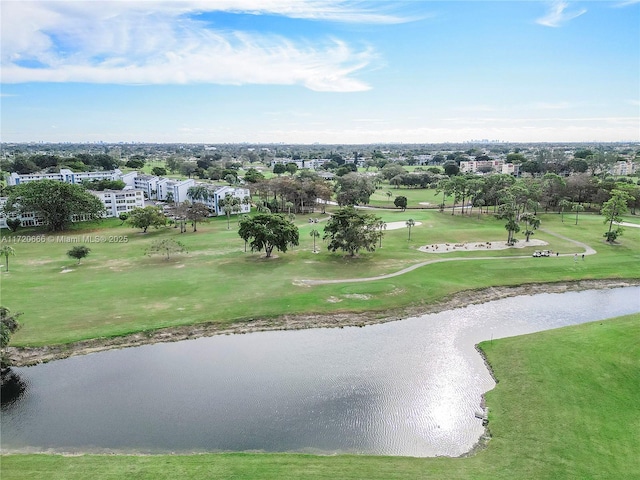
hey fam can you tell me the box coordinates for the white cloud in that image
[613,0,640,7]
[536,1,587,27]
[0,0,404,91]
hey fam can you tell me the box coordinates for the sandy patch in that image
[419,239,548,253]
[343,293,372,300]
[385,221,423,230]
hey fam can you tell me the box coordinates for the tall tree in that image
[558,199,572,223]
[323,206,382,257]
[238,213,299,258]
[406,219,415,241]
[572,203,585,225]
[186,202,210,232]
[219,193,241,230]
[0,246,15,272]
[377,220,387,247]
[495,192,520,245]
[519,212,540,242]
[4,180,105,232]
[310,228,320,253]
[602,189,634,243]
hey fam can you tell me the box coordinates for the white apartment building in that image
[132,174,160,198]
[501,163,521,176]
[127,174,194,202]
[0,189,145,228]
[271,158,329,170]
[460,160,505,174]
[2,167,248,227]
[92,189,145,217]
[610,160,637,176]
[8,168,123,186]
[156,178,195,203]
[187,185,251,216]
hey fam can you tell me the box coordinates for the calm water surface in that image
[2,287,639,457]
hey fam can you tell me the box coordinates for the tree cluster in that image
[4,153,118,174]
[3,180,106,232]
[252,172,332,214]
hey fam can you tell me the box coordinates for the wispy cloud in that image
[536,1,587,27]
[0,1,411,91]
[613,0,640,7]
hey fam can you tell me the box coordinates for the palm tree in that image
[558,199,572,223]
[187,185,210,204]
[219,193,240,230]
[0,246,15,272]
[386,191,393,204]
[572,203,585,225]
[519,212,540,242]
[310,228,320,253]
[377,220,387,247]
[406,219,415,241]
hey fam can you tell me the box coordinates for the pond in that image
[2,286,639,457]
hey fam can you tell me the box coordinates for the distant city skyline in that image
[1,1,638,144]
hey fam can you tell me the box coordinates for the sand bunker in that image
[419,239,548,253]
[385,221,423,230]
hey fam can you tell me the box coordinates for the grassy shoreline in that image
[6,278,639,366]
[3,312,639,479]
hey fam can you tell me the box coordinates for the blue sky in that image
[1,0,638,144]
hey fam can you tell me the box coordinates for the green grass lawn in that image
[1,210,638,346]
[3,313,638,479]
[368,186,443,208]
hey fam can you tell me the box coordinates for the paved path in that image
[296,228,596,286]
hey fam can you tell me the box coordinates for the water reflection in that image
[1,368,27,406]
[1,287,639,457]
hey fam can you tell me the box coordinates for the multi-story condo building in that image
[8,168,123,186]
[187,185,251,216]
[501,163,521,176]
[610,160,637,176]
[156,178,195,203]
[0,189,145,229]
[92,189,146,217]
[460,160,505,174]
[2,168,249,228]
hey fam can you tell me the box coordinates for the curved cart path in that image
[296,229,596,286]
